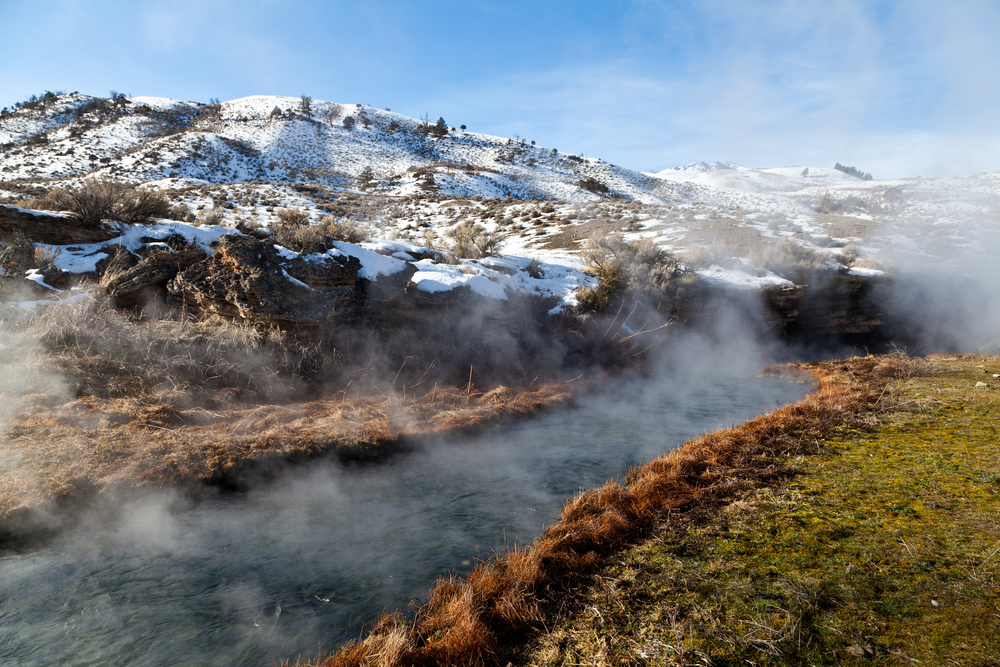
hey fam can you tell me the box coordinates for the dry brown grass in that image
[298,353,917,667]
[0,378,581,533]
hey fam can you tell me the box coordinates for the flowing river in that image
[0,371,810,666]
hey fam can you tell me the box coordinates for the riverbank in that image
[295,354,1000,666]
[0,375,581,547]
[510,354,1000,665]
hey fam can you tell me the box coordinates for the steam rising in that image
[2,169,1000,665]
[0,346,811,665]
[878,181,1000,353]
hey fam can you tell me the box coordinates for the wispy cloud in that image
[419,0,1000,176]
[2,0,998,177]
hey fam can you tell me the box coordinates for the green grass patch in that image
[520,359,1000,666]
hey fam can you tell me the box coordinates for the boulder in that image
[166,235,362,327]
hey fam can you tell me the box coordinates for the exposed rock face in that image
[103,247,208,311]
[675,273,895,348]
[0,205,117,245]
[761,274,894,345]
[166,235,362,327]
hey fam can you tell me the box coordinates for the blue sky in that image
[3,0,998,178]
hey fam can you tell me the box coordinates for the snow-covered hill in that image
[0,93,673,204]
[2,93,999,293]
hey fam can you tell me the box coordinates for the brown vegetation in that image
[2,287,629,541]
[576,233,686,315]
[38,178,171,226]
[295,353,916,667]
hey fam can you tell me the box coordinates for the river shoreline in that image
[0,377,588,551]
[300,352,951,666]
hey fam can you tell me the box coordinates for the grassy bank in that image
[298,354,939,666]
[0,294,589,542]
[515,355,1000,665]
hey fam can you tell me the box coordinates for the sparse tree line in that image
[834,163,873,180]
[1,90,63,117]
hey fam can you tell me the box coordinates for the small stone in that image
[976,382,989,388]
[846,645,875,658]
[931,599,940,606]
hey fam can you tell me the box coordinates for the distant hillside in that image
[2,92,999,313]
[0,93,677,204]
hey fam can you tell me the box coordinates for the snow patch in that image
[410,260,508,300]
[696,264,793,290]
[329,241,408,280]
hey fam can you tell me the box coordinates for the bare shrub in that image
[579,233,682,312]
[583,234,683,292]
[576,262,624,312]
[196,208,225,226]
[46,178,170,226]
[275,207,310,227]
[235,213,263,235]
[272,223,329,254]
[319,102,343,123]
[168,203,196,222]
[684,234,829,280]
[16,188,69,213]
[268,208,325,253]
[682,242,732,269]
[757,238,827,277]
[446,222,500,259]
[321,215,368,244]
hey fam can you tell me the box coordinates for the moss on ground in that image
[517,358,1000,666]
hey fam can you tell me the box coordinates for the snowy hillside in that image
[0,93,672,204]
[2,92,999,292]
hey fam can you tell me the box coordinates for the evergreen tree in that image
[434,117,448,137]
[357,166,375,190]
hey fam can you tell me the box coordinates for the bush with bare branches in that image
[577,233,683,313]
[46,178,170,226]
[446,222,500,259]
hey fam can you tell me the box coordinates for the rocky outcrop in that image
[166,235,363,327]
[760,274,894,344]
[0,205,118,245]
[103,247,208,311]
[674,273,896,348]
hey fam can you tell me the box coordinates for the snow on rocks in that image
[696,260,793,290]
[329,241,409,281]
[410,260,508,300]
[50,221,235,275]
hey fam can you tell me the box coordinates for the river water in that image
[0,372,810,666]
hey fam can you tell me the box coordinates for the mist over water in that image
[2,171,997,666]
[0,370,809,666]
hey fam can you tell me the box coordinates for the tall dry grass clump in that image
[5,291,342,403]
[303,353,914,667]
